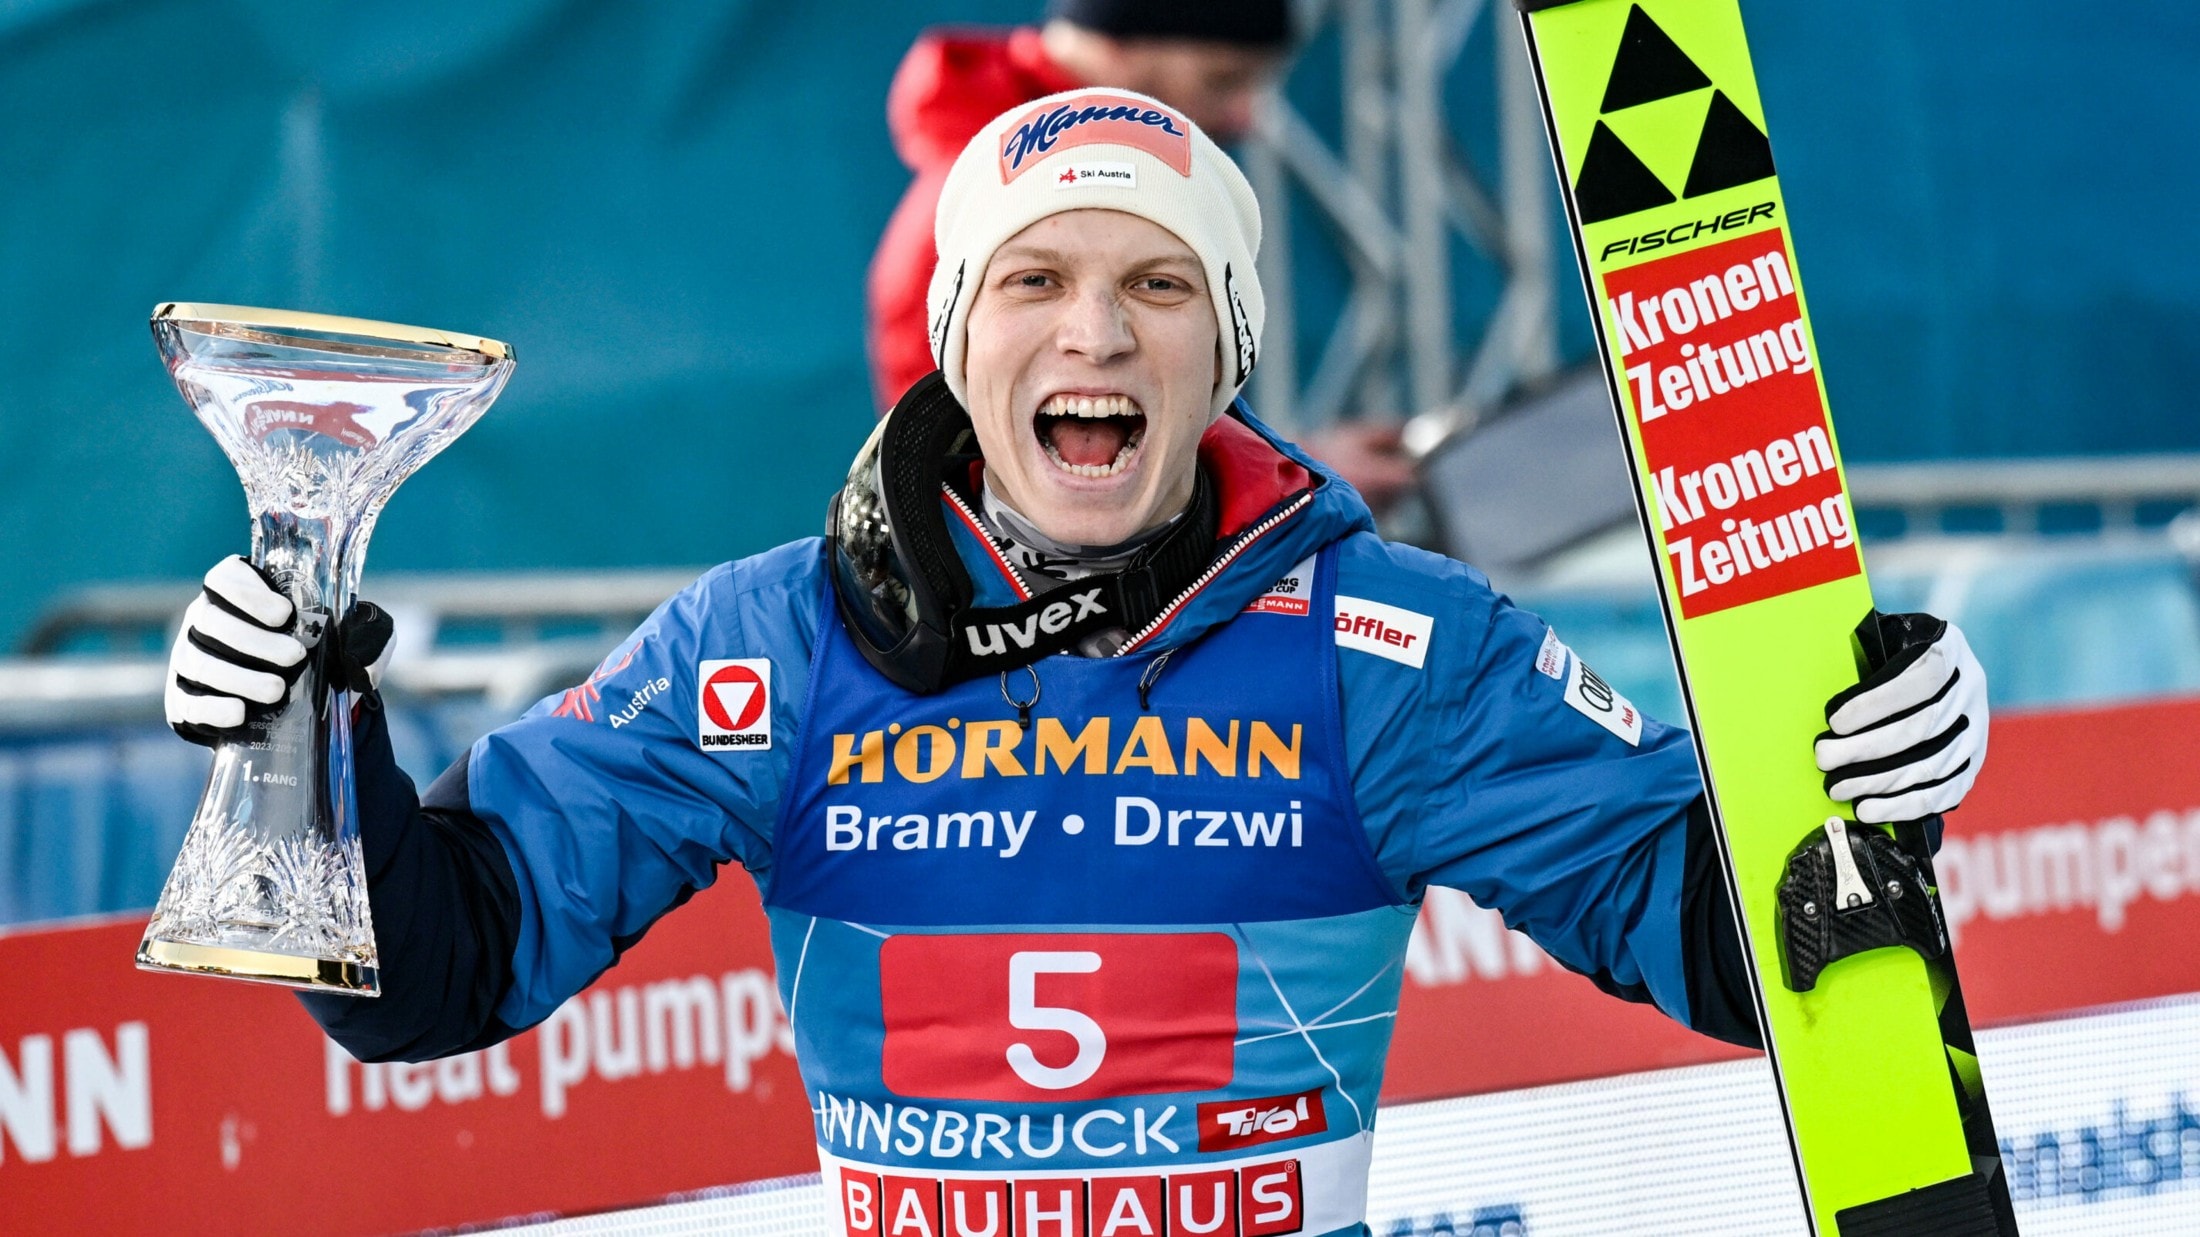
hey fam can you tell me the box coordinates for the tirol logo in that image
[697,659,771,750]
[552,645,638,722]
[998,93,1193,184]
[1600,226,1860,617]
[1569,4,1777,225]
[1198,1088,1328,1153]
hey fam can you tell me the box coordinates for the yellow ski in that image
[1514,2,2017,1232]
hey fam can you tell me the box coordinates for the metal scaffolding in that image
[1242,0,1563,447]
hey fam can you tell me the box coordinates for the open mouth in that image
[1034,393,1147,478]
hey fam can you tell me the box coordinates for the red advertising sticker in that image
[881,1176,943,1237]
[1239,1158,1306,1237]
[842,1169,885,1237]
[1598,226,1862,617]
[1090,1177,1167,1237]
[1196,1087,1327,1153]
[1014,1178,1087,1237]
[878,933,1237,1102]
[945,1179,1014,1237]
[1167,1169,1238,1237]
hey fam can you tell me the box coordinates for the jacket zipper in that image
[1113,491,1314,656]
[939,484,1035,601]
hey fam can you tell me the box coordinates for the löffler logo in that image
[1599,226,1860,618]
[697,659,771,750]
[998,93,1193,183]
[1334,597,1433,669]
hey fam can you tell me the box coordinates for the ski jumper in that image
[309,408,1722,1234]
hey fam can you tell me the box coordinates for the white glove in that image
[1813,616,1988,824]
[165,556,395,746]
[166,556,308,742]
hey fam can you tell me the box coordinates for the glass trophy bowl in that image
[137,304,514,994]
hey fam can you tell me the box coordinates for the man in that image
[869,0,1420,513]
[168,90,1987,1233]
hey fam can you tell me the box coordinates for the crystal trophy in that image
[137,304,514,994]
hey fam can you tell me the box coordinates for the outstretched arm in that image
[299,701,525,1060]
[163,548,825,1060]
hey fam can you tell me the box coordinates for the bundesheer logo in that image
[697,659,772,751]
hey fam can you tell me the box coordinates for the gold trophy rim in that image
[152,301,513,363]
[136,938,380,994]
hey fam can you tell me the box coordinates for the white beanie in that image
[926,87,1265,421]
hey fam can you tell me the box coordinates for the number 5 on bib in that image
[1006,950,1108,1090]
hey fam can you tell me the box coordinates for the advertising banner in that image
[4,698,2198,1233]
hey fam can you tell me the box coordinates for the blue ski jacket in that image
[306,404,1756,1073]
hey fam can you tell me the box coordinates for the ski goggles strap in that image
[942,469,1216,678]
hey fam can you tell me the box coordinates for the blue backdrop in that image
[0,0,2192,649]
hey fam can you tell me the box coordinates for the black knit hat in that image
[1046,0,1294,48]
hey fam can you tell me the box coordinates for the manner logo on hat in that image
[998,93,1194,184]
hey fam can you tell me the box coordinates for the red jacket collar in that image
[1200,415,1315,538]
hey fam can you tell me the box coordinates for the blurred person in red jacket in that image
[869,0,1420,513]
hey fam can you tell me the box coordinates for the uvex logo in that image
[964,588,1108,657]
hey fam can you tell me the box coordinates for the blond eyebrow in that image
[990,245,1201,272]
[1124,254,1202,278]
[992,244,1073,266]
